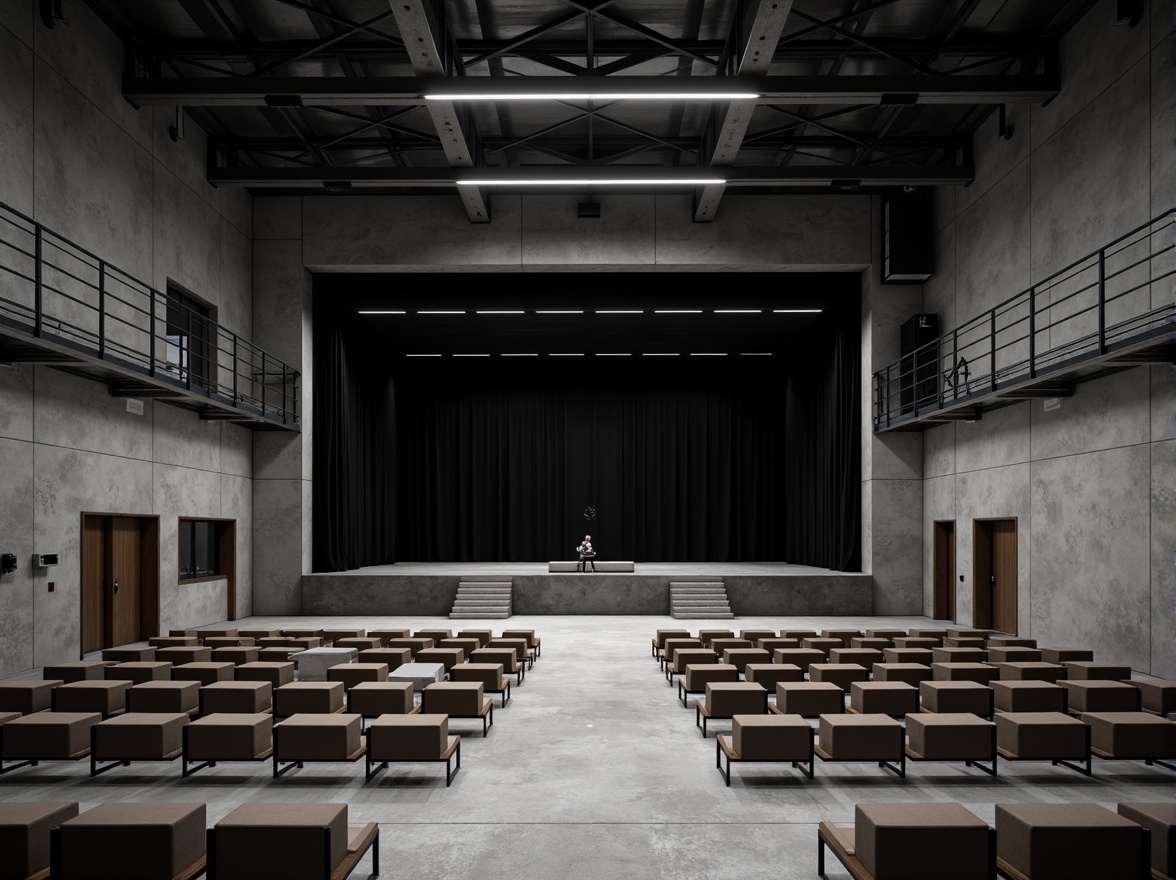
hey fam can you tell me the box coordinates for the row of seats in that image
[818,801,1174,880]
[0,800,378,880]
[0,627,543,786]
[650,627,1176,783]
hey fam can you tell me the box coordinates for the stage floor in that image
[333,561,854,577]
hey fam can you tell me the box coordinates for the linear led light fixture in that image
[453,353,490,357]
[502,353,539,357]
[596,309,643,314]
[427,93,759,102]
[550,353,585,356]
[715,309,762,314]
[773,308,823,313]
[654,309,702,314]
[459,178,725,187]
[597,353,632,356]
[535,309,583,314]
[741,352,772,356]
[476,310,524,315]
[690,352,728,356]
[406,353,442,357]
[358,310,405,314]
[418,310,465,315]
[643,352,679,356]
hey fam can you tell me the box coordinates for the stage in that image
[301,562,873,616]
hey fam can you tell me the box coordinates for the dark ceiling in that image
[88,0,1095,221]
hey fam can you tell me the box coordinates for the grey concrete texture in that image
[2,614,1174,880]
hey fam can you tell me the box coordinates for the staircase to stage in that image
[670,581,733,618]
[449,579,514,619]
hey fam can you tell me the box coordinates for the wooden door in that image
[932,520,956,620]
[973,518,1017,633]
[81,517,106,654]
[106,516,142,646]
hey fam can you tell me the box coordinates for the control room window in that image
[165,283,216,388]
[179,519,221,581]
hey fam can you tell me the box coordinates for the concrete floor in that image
[3,614,1173,879]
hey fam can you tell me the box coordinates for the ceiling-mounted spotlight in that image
[168,107,185,143]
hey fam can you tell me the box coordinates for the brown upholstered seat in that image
[668,648,720,676]
[652,629,691,654]
[820,628,862,648]
[203,637,255,649]
[993,661,1067,682]
[257,646,303,662]
[919,680,994,716]
[1130,679,1176,717]
[722,648,770,673]
[849,637,890,651]
[348,681,416,718]
[235,661,296,689]
[238,629,280,640]
[148,637,199,648]
[210,802,378,880]
[743,663,803,689]
[893,637,940,650]
[1061,680,1140,713]
[816,714,905,775]
[987,646,1044,663]
[1,713,101,768]
[210,647,260,666]
[328,663,390,689]
[995,711,1091,774]
[864,628,908,640]
[738,629,776,644]
[697,629,735,646]
[992,680,1066,714]
[801,637,843,656]
[679,663,739,707]
[0,680,61,715]
[995,803,1145,879]
[450,663,511,705]
[387,637,438,658]
[53,680,132,717]
[906,628,948,641]
[90,712,189,775]
[439,637,481,659]
[874,663,935,687]
[357,648,412,671]
[101,646,157,663]
[826,802,992,880]
[661,638,704,667]
[105,662,172,684]
[696,682,767,735]
[196,628,239,638]
[1082,711,1176,761]
[127,681,201,716]
[757,638,800,654]
[501,630,540,656]
[42,662,113,683]
[155,647,212,665]
[53,803,206,880]
[829,648,884,668]
[422,682,493,736]
[365,713,460,785]
[932,646,986,663]
[1040,646,1094,664]
[415,647,464,670]
[905,713,997,774]
[933,662,1000,684]
[1118,802,1176,880]
[200,681,272,715]
[283,628,321,639]
[715,714,815,784]
[182,713,272,776]
[0,711,19,727]
[773,681,844,718]
[987,636,1038,649]
[944,637,987,649]
[275,682,346,717]
[883,647,935,665]
[0,801,79,880]
[273,714,364,777]
[469,648,523,683]
[171,662,235,686]
[334,637,382,651]
[771,648,825,672]
[1064,661,1132,681]
[809,663,869,692]
[708,638,753,657]
[849,681,917,718]
[367,628,413,646]
[321,628,366,643]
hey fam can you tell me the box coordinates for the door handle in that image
[114,578,119,594]
[990,575,995,584]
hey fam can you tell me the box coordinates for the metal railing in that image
[0,199,299,428]
[874,210,1176,429]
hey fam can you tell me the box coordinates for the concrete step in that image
[449,611,512,619]
[459,582,513,588]
[672,611,735,619]
[672,596,730,604]
[452,581,513,620]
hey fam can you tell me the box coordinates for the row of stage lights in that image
[359,308,822,315]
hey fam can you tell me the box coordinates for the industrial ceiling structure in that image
[84,0,1100,223]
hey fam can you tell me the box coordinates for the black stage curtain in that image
[313,311,860,571]
[312,315,397,572]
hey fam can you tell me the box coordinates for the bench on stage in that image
[548,560,636,572]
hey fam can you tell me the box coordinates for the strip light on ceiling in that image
[427,93,759,102]
[476,310,524,315]
[654,309,702,314]
[458,179,726,187]
[596,310,643,314]
[715,309,762,314]
[358,310,405,314]
[773,309,823,313]
[418,310,465,315]
[535,310,583,314]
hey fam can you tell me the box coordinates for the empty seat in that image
[182,713,276,774]
[367,628,413,647]
[0,713,101,774]
[211,647,260,666]
[171,662,234,686]
[90,713,189,776]
[697,629,735,646]
[421,682,493,736]
[716,713,815,785]
[809,663,869,693]
[127,681,201,716]
[321,628,366,643]
[275,682,346,717]
[53,680,132,717]
[849,682,917,718]
[1041,646,1094,664]
[905,713,997,776]
[995,712,1091,775]
[347,681,417,720]
[273,714,365,778]
[415,647,465,671]
[873,663,935,687]
[148,637,199,648]
[666,648,720,680]
[0,680,61,715]
[200,681,272,715]
[994,662,1067,683]
[209,803,378,880]
[696,682,767,736]
[235,661,296,689]
[992,680,1066,714]
[414,628,453,644]
[995,803,1146,879]
[829,648,884,669]
[0,801,79,880]
[101,646,157,663]
[52,802,206,880]
[1064,661,1132,681]
[450,663,512,706]
[334,637,382,652]
[1062,680,1141,714]
[327,663,390,689]
[1117,802,1176,880]
[155,647,212,665]
[987,646,1044,663]
[883,647,934,665]
[357,648,412,671]
[721,647,770,673]
[42,662,109,683]
[365,714,460,785]
[932,646,986,663]
[678,663,739,708]
[104,662,171,684]
[771,648,826,673]
[773,682,844,718]
[801,637,843,656]
[820,628,862,648]
[1083,711,1176,767]
[743,663,803,690]
[919,680,994,716]
[1130,679,1176,717]
[816,714,905,777]
[932,662,1000,685]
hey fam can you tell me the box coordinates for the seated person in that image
[577,535,597,572]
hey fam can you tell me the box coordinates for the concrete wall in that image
[920,0,1175,676]
[0,3,253,676]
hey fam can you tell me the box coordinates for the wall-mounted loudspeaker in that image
[882,189,934,283]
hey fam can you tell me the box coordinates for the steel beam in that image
[694,0,793,221]
[124,74,1060,106]
[206,163,974,188]
[388,0,490,222]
